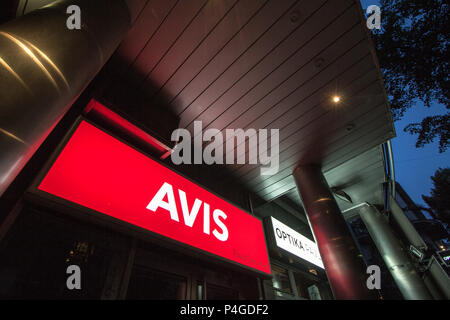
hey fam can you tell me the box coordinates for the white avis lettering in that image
[146,182,229,241]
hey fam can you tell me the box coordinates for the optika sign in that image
[171,121,279,175]
[38,121,271,274]
[271,217,324,268]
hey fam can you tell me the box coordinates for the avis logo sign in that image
[146,182,229,241]
[366,265,381,290]
[66,265,81,290]
[366,5,381,30]
[66,5,81,30]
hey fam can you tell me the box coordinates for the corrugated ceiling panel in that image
[114,0,178,75]
[157,0,301,113]
[129,0,209,86]
[225,69,383,183]
[108,0,394,210]
[177,0,330,128]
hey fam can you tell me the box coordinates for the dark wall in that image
[99,77,180,149]
[255,201,313,241]
[0,0,19,25]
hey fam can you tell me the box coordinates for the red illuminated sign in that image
[38,120,271,274]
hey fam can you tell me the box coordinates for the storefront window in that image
[292,271,321,299]
[205,283,238,300]
[126,266,187,299]
[262,262,333,300]
[0,206,129,299]
[197,282,204,300]
[270,264,292,296]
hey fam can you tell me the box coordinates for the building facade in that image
[0,0,448,300]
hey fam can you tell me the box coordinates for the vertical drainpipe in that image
[386,140,395,199]
[0,0,131,196]
[293,165,377,300]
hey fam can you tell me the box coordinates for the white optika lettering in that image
[171,121,279,175]
[271,217,324,268]
[146,182,229,241]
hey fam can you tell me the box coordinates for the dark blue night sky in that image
[391,102,449,207]
[360,0,449,209]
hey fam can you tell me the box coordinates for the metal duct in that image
[389,195,428,251]
[425,256,450,299]
[0,0,130,196]
[358,203,432,300]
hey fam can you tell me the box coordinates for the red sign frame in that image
[35,119,271,275]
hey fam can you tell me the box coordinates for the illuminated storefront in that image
[0,99,333,299]
[2,0,446,300]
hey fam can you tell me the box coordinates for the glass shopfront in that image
[263,262,332,300]
[0,203,261,299]
[0,111,270,300]
[0,104,332,300]
[0,205,129,299]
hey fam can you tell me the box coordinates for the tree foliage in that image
[422,167,450,225]
[404,114,449,152]
[371,0,449,152]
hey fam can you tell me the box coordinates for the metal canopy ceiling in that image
[17,0,395,213]
[286,145,387,211]
[112,0,395,212]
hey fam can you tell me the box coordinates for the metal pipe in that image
[389,195,428,251]
[422,269,445,300]
[293,165,376,300]
[425,256,450,299]
[358,203,432,300]
[0,0,130,196]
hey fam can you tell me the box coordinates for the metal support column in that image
[358,203,432,300]
[0,0,130,196]
[293,165,376,300]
